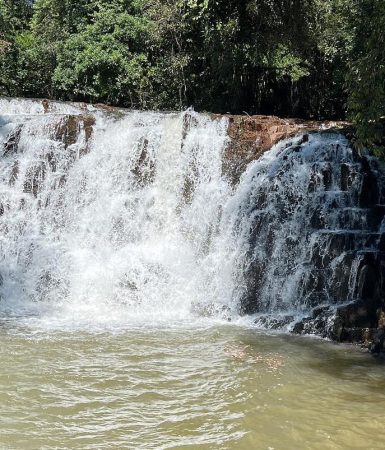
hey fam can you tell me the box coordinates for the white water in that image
[0,98,380,332]
[0,99,245,329]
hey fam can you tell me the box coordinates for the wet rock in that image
[367,205,385,230]
[341,163,351,191]
[322,163,333,190]
[3,125,22,156]
[231,125,385,350]
[53,114,95,151]
[254,314,295,330]
[370,328,385,353]
[42,99,50,113]
[292,306,341,339]
[23,163,46,197]
[83,114,95,143]
[182,111,199,142]
[10,161,19,185]
[54,115,79,148]
[335,302,375,330]
[355,252,385,305]
[131,138,155,187]
[293,250,385,346]
[359,156,379,207]
[379,232,385,252]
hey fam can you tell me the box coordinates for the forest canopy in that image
[0,0,384,153]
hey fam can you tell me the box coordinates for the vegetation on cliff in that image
[0,0,384,154]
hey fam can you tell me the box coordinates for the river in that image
[1,320,384,449]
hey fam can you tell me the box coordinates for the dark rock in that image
[23,163,46,197]
[131,137,155,187]
[340,163,350,191]
[379,233,385,252]
[3,125,22,156]
[254,314,295,329]
[368,205,385,230]
[322,163,332,190]
[9,161,19,185]
[370,328,385,353]
[336,302,375,330]
[231,124,385,350]
[292,306,340,339]
[359,156,379,207]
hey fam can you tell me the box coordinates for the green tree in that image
[0,0,32,95]
[53,1,156,106]
[347,0,385,156]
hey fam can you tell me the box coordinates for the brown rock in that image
[83,115,95,143]
[217,114,349,184]
[42,99,50,113]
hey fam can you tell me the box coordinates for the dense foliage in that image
[347,0,385,155]
[0,0,384,153]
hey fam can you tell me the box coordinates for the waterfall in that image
[231,134,384,328]
[0,98,384,333]
[0,99,239,327]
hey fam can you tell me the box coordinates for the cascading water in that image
[0,98,384,334]
[231,133,385,333]
[0,99,240,328]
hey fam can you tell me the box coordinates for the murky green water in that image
[1,323,385,450]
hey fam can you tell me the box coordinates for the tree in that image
[347,0,385,156]
[53,1,156,106]
[0,0,32,95]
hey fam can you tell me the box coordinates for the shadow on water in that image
[236,327,385,381]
